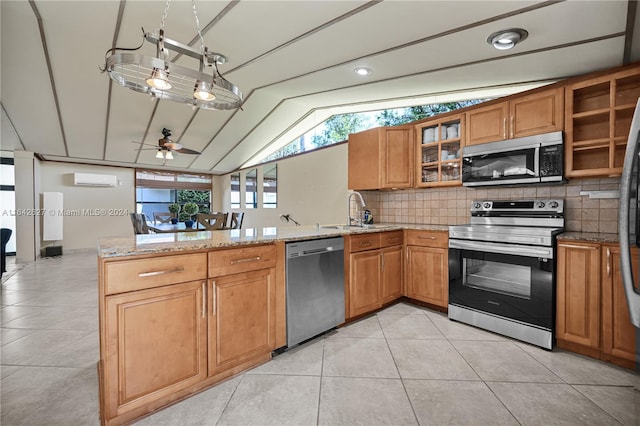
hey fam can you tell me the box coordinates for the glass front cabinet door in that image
[415,114,465,187]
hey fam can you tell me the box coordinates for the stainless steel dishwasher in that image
[286,237,345,347]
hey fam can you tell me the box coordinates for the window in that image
[135,170,212,222]
[245,169,257,209]
[259,100,487,163]
[263,164,277,208]
[230,173,240,209]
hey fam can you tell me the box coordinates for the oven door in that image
[462,147,539,186]
[448,239,555,330]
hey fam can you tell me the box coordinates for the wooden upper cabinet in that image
[348,126,413,190]
[565,65,640,177]
[465,102,509,145]
[466,87,564,146]
[415,114,464,187]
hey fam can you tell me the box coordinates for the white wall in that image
[39,162,135,250]
[221,144,350,228]
[13,151,38,262]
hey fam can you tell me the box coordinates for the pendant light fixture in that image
[102,0,242,110]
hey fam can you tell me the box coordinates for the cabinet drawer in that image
[209,245,276,277]
[380,230,404,248]
[348,233,381,253]
[406,230,448,248]
[104,253,207,295]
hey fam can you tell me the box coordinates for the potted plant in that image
[168,203,181,224]
[182,202,199,228]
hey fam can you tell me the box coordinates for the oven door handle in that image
[449,239,553,259]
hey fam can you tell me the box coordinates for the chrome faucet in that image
[347,191,367,226]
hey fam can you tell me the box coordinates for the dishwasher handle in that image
[289,247,342,258]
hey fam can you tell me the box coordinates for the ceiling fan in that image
[135,128,201,163]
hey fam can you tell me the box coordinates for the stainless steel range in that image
[448,200,565,349]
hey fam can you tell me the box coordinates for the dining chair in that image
[153,212,176,224]
[196,212,227,230]
[130,213,150,234]
[228,212,244,229]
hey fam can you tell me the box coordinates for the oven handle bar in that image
[449,239,553,259]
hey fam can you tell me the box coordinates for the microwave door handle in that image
[534,146,540,177]
[618,98,640,328]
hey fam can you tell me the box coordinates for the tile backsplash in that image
[362,177,621,234]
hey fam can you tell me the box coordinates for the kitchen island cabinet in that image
[208,245,277,376]
[100,254,209,425]
[556,239,638,369]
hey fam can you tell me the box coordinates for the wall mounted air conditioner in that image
[73,173,117,187]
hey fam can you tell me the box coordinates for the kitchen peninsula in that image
[96,224,447,425]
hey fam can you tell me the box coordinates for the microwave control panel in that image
[540,145,563,177]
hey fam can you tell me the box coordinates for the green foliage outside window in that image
[262,100,486,162]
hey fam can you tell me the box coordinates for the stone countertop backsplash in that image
[97,223,450,258]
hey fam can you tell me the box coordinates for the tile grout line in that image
[376,312,421,426]
[433,314,524,426]
[214,374,244,426]
[315,336,326,426]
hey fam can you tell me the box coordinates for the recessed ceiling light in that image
[354,67,372,76]
[487,28,528,50]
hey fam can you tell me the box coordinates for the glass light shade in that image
[155,149,164,159]
[165,151,174,160]
[194,81,215,101]
[146,68,172,90]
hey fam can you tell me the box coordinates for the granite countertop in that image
[97,223,451,258]
[557,232,619,243]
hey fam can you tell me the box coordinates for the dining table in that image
[148,222,206,233]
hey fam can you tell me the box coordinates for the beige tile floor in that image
[1,251,640,425]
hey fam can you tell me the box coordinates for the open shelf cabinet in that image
[566,65,640,177]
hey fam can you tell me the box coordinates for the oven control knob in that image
[474,202,482,209]
[536,201,545,208]
[549,201,559,209]
[483,202,491,209]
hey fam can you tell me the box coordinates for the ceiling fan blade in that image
[173,147,201,155]
[131,140,160,148]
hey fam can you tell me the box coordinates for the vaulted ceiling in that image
[1,1,638,174]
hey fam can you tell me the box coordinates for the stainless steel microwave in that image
[462,131,564,187]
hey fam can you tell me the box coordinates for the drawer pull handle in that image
[561,244,598,250]
[606,247,611,278]
[359,241,372,247]
[138,266,184,277]
[231,256,261,264]
[418,236,437,240]
[201,282,206,319]
[212,281,216,316]
[388,238,400,243]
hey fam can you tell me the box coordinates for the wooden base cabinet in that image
[405,230,449,308]
[556,241,601,355]
[601,244,638,369]
[103,280,207,422]
[346,231,404,318]
[209,268,276,375]
[556,240,638,369]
